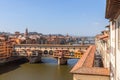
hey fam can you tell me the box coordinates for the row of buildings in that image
[70,0,119,80]
[0,37,14,63]
[95,0,120,80]
[1,28,92,45]
[15,29,74,44]
[0,29,94,62]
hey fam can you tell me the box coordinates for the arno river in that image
[0,57,78,80]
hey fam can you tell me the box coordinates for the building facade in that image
[0,41,13,59]
[105,0,120,80]
[95,28,110,69]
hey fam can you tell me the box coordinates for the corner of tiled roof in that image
[70,45,93,72]
[70,45,110,76]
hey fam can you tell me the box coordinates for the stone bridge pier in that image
[28,50,42,63]
[18,50,42,63]
[57,57,67,65]
[54,53,68,65]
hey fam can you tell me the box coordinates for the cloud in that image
[92,22,100,26]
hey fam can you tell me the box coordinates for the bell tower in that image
[24,28,28,38]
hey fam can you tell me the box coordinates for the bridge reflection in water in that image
[13,44,88,64]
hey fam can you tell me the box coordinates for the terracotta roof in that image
[70,45,110,76]
[103,37,109,41]
[71,67,110,76]
[106,25,110,28]
[70,45,94,72]
[98,34,109,40]
[83,46,95,67]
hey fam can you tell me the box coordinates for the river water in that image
[0,57,78,80]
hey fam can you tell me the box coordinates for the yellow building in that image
[74,50,84,58]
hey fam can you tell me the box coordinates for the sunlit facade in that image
[105,0,120,80]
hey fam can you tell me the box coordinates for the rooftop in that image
[105,0,120,19]
[70,45,110,76]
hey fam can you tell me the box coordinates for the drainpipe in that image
[114,20,117,80]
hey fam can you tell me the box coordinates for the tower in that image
[24,28,28,38]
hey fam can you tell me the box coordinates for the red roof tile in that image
[72,67,110,76]
[70,45,110,76]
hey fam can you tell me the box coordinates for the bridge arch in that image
[70,51,74,56]
[38,50,43,54]
[44,50,48,54]
[49,50,53,55]
[19,49,27,56]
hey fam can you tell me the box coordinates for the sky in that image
[0,0,108,36]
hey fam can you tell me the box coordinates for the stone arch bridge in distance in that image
[13,44,90,65]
